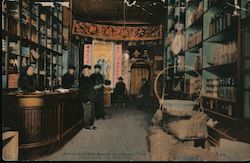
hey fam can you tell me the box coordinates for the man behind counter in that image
[62,65,76,89]
[18,65,36,92]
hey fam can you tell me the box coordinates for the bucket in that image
[163,100,196,116]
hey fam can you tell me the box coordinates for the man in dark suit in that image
[62,65,76,89]
[91,64,106,119]
[136,78,151,110]
[114,76,127,105]
[79,65,96,130]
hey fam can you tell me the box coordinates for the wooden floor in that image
[36,105,154,161]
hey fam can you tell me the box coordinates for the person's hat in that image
[81,65,91,71]
[118,76,123,80]
[94,64,101,69]
[68,65,76,70]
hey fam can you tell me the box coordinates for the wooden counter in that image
[2,90,83,154]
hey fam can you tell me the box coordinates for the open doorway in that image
[129,61,150,96]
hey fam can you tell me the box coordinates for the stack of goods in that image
[206,79,219,98]
[31,19,37,27]
[209,9,233,37]
[196,1,204,19]
[193,48,202,70]
[2,39,7,52]
[31,5,38,15]
[8,73,19,88]
[185,77,201,95]
[40,14,46,21]
[9,21,19,35]
[212,42,237,65]
[187,1,204,27]
[21,8,30,24]
[218,77,236,101]
[22,26,30,39]
[22,0,30,9]
[9,4,19,19]
[177,56,185,72]
[31,30,38,43]
[47,28,52,38]
[187,30,202,49]
[147,126,218,161]
[163,111,208,140]
[9,42,18,55]
[147,126,179,161]
[21,46,30,57]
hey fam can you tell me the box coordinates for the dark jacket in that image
[79,76,96,103]
[91,73,104,95]
[62,73,75,89]
[140,81,151,98]
[18,73,35,92]
[114,81,126,96]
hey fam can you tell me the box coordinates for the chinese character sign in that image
[113,45,122,86]
[84,44,92,65]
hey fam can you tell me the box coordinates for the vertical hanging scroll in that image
[113,44,123,87]
[83,44,92,65]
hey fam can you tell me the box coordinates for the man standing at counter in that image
[91,64,106,119]
[79,65,97,130]
[18,65,36,92]
[62,65,76,89]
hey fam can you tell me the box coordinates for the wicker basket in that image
[154,65,202,117]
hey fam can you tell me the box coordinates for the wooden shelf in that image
[163,0,246,146]
[185,13,204,31]
[204,24,237,43]
[204,0,226,14]
[184,41,203,53]
[202,95,237,103]
[203,62,237,76]
[3,0,65,91]
[207,125,237,141]
[207,135,219,146]
[185,69,202,77]
[203,107,237,121]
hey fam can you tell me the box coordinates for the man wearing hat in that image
[91,64,106,119]
[113,76,127,105]
[62,65,76,89]
[79,65,97,130]
[136,78,151,110]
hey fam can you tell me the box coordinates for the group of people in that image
[18,64,156,130]
[79,64,106,130]
[18,64,106,130]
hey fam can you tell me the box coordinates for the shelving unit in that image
[164,0,249,146]
[164,0,186,97]
[2,0,67,92]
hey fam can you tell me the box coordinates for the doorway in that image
[129,62,150,96]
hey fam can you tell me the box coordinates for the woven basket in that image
[154,65,202,117]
